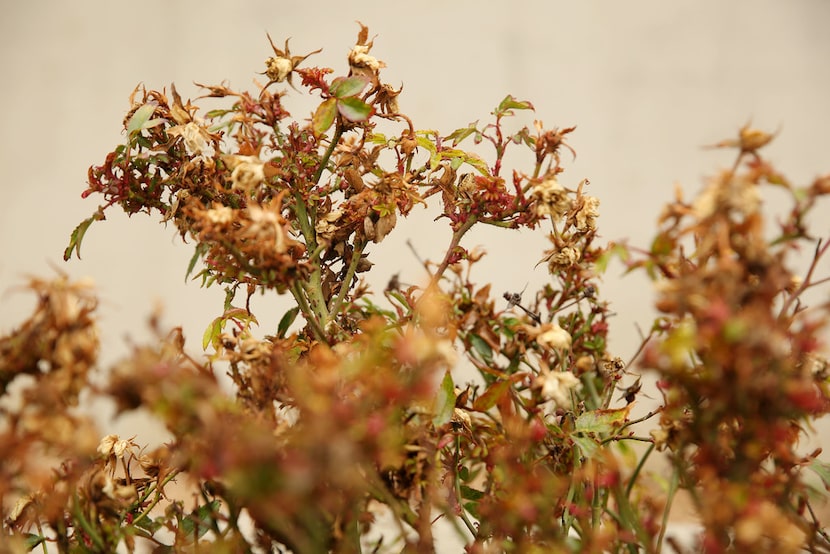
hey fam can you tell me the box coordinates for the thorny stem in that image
[290,192,329,326]
[290,280,327,341]
[328,239,367,321]
[426,216,477,291]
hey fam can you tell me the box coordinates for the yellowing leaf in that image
[433,370,456,427]
[312,98,337,135]
[575,405,632,435]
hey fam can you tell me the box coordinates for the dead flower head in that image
[534,368,582,409]
[533,177,572,219]
[263,33,322,88]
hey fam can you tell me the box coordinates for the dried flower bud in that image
[535,322,572,351]
[738,126,775,152]
[693,171,760,219]
[574,196,600,231]
[376,83,402,114]
[533,177,572,219]
[265,56,294,83]
[247,204,288,253]
[262,34,321,88]
[534,369,581,409]
[452,407,472,429]
[349,44,383,73]
[223,154,265,191]
[167,121,214,161]
[206,206,234,225]
[97,434,119,457]
[315,209,343,242]
[548,246,580,273]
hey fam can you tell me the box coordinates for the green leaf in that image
[433,370,456,427]
[366,132,388,144]
[185,242,209,282]
[277,307,300,338]
[134,514,163,533]
[337,96,374,122]
[202,317,224,351]
[180,500,221,538]
[469,334,493,363]
[126,103,164,133]
[445,122,479,146]
[24,534,46,549]
[809,459,830,490]
[63,211,103,260]
[495,95,534,117]
[460,485,485,501]
[572,434,599,459]
[329,75,369,99]
[312,98,338,135]
[473,379,511,411]
[594,242,629,274]
[459,152,489,175]
[575,406,632,435]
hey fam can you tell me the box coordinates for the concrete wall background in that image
[2,0,829,531]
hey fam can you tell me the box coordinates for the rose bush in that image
[2,24,830,553]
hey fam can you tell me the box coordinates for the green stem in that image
[655,465,680,552]
[328,240,367,318]
[71,493,105,551]
[132,470,180,527]
[626,443,654,498]
[290,194,328,327]
[313,125,343,186]
[453,436,478,537]
[612,482,654,553]
[290,281,327,341]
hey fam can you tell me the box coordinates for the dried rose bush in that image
[2,25,830,553]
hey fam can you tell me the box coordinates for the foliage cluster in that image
[3,25,830,553]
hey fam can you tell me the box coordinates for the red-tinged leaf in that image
[473,379,512,412]
[495,95,534,116]
[312,98,337,135]
[574,405,632,435]
[329,75,369,99]
[337,96,374,122]
[433,370,456,427]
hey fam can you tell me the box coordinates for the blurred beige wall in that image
[2,0,829,493]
